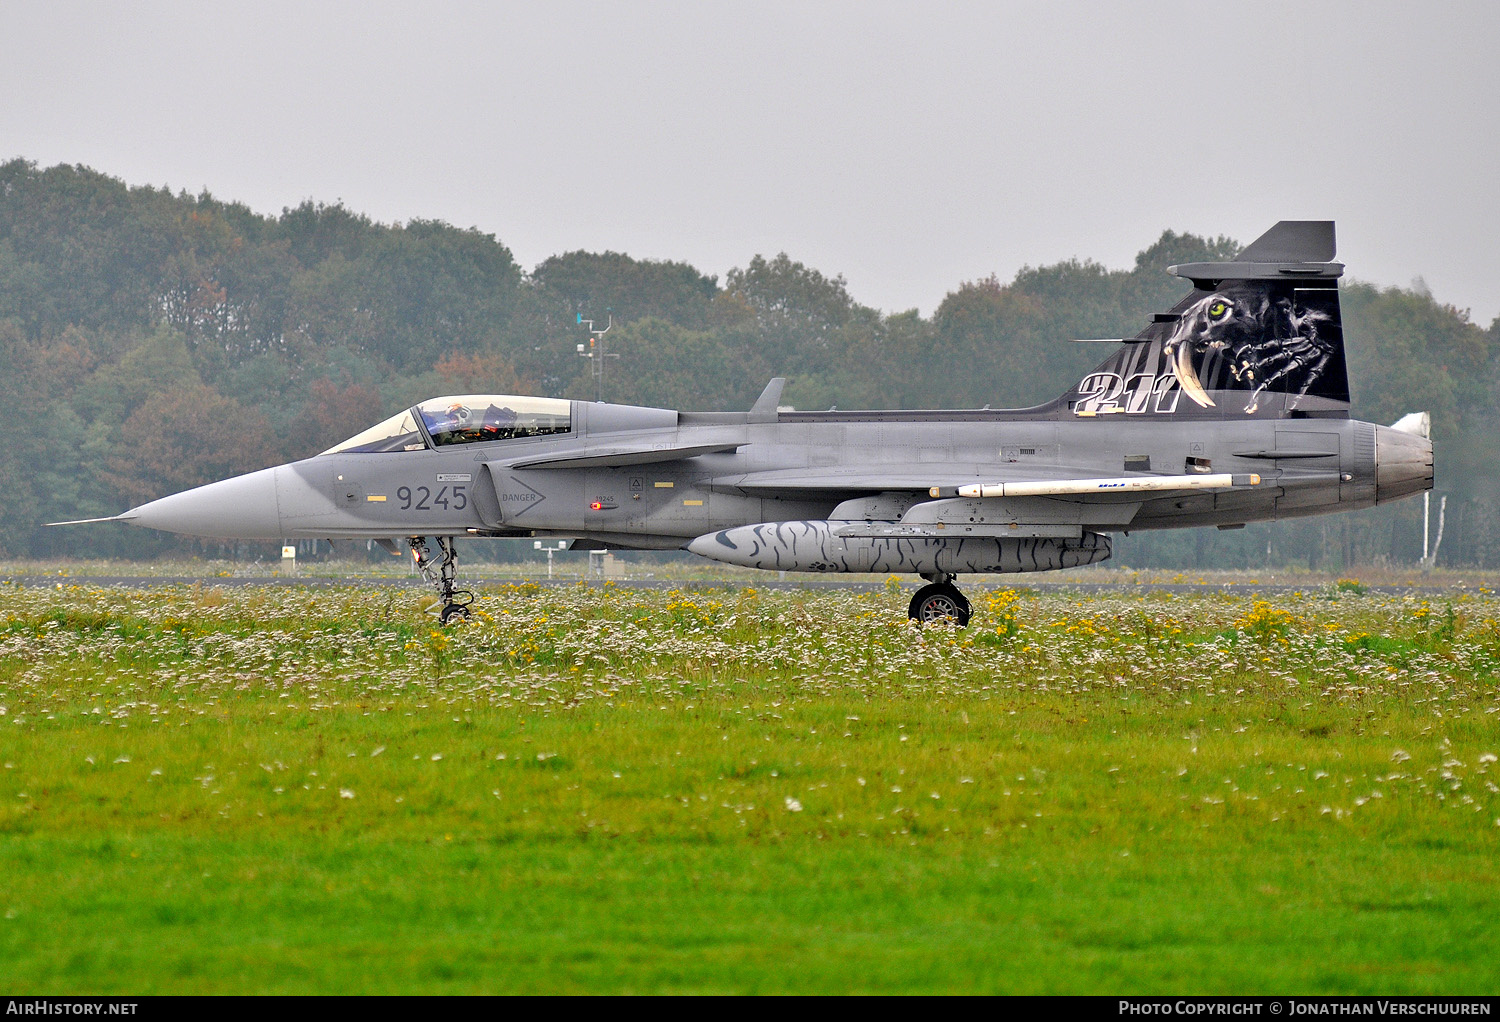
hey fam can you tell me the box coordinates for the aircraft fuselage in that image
[54,222,1437,624]
[120,406,1432,546]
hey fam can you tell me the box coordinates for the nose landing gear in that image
[908,575,971,626]
[409,536,475,624]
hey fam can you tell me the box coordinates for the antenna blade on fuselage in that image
[748,378,787,422]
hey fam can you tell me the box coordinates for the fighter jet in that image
[52,222,1433,625]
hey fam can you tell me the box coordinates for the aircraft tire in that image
[439,604,472,626]
[908,583,971,627]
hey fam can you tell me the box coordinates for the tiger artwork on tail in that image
[1162,287,1338,415]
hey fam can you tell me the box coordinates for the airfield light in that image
[576,311,617,401]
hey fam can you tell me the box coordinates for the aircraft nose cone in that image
[128,466,283,539]
[1374,425,1434,505]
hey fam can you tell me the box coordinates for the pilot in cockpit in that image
[430,402,467,432]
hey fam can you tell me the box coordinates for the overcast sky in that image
[3,1,1496,324]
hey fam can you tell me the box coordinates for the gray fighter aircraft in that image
[53,221,1433,625]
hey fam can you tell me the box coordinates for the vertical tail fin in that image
[1067,221,1349,419]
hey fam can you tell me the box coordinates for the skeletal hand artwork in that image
[1163,286,1342,414]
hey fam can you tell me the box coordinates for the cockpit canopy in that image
[321,408,425,455]
[321,395,572,455]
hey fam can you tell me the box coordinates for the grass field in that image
[1,577,1497,993]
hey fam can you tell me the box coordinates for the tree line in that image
[3,158,1496,568]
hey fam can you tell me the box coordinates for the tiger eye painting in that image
[1163,285,1347,414]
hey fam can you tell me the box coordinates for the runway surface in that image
[1,575,1485,597]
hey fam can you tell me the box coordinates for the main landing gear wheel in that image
[908,583,971,627]
[409,535,475,626]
